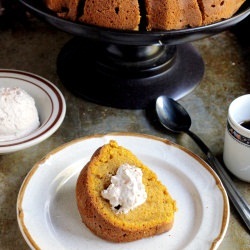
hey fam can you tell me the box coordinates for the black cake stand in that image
[20,0,250,109]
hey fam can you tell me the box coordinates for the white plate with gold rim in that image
[17,133,229,250]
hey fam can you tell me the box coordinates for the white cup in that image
[223,94,250,182]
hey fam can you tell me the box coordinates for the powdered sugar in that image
[0,87,40,141]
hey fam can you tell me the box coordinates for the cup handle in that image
[187,130,250,232]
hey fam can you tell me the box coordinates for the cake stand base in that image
[57,37,204,109]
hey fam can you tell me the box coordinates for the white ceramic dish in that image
[0,69,66,154]
[17,133,229,250]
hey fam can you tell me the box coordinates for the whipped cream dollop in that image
[0,87,40,141]
[101,163,147,214]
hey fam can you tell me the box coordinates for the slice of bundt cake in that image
[79,0,141,30]
[198,0,246,25]
[145,0,203,30]
[44,0,80,21]
[76,140,177,242]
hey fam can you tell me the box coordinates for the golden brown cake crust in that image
[76,140,177,242]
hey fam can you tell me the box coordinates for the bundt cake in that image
[75,140,177,242]
[44,0,246,30]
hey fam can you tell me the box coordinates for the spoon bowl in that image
[155,95,250,231]
[156,95,191,133]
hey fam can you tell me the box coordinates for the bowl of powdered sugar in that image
[0,69,66,154]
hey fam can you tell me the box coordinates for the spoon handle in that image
[186,130,250,232]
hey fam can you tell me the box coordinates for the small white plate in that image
[0,69,66,154]
[17,133,229,250]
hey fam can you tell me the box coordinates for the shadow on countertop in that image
[230,14,250,46]
[0,0,30,29]
[230,15,250,90]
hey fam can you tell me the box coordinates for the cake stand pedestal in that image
[57,38,204,108]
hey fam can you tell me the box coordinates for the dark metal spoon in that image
[156,95,250,231]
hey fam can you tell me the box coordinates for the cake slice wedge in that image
[44,0,80,21]
[78,0,141,30]
[198,0,246,25]
[76,140,177,242]
[145,0,202,30]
